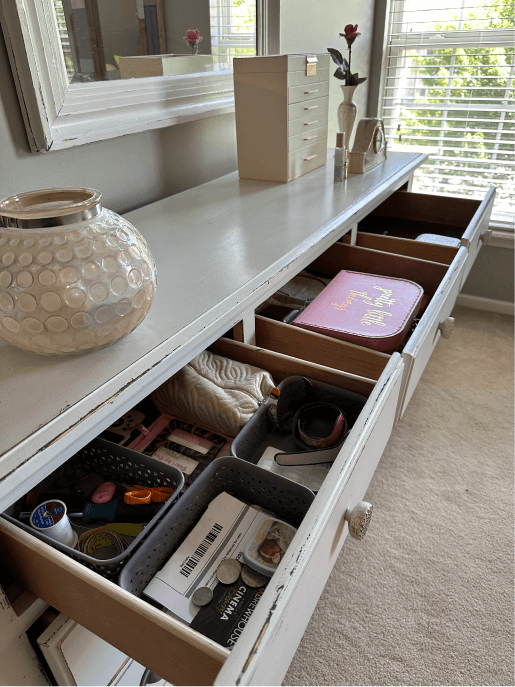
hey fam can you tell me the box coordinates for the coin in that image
[217,558,242,585]
[192,586,213,607]
[241,564,270,588]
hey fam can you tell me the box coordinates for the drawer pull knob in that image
[439,316,455,339]
[305,120,318,125]
[304,89,319,94]
[304,135,318,140]
[345,501,373,541]
[304,154,318,161]
[480,229,493,245]
[304,105,318,110]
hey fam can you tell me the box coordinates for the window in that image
[379,0,514,228]
[210,0,257,69]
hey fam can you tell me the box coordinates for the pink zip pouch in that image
[292,270,423,352]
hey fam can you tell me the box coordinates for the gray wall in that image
[0,0,512,304]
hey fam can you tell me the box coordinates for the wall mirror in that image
[1,0,279,152]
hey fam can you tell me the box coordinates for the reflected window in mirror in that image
[53,0,257,83]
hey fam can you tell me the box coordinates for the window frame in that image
[375,0,515,237]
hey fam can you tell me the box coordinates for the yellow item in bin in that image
[124,485,175,505]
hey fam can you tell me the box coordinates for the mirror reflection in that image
[53,0,257,82]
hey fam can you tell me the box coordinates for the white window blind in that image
[209,0,256,69]
[380,0,514,228]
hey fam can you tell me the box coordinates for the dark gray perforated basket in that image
[118,456,315,597]
[2,438,184,580]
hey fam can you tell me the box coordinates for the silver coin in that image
[217,558,242,585]
[241,564,270,588]
[192,586,213,607]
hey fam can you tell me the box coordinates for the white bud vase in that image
[337,85,358,149]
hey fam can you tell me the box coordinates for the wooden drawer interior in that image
[250,242,452,377]
[0,334,382,686]
[357,190,481,241]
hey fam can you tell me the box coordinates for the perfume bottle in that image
[334,132,346,181]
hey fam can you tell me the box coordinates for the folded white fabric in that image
[151,350,275,437]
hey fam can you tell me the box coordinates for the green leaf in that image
[327,47,344,67]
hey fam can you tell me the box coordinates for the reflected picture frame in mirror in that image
[0,0,279,152]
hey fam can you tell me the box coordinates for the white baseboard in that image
[456,293,515,316]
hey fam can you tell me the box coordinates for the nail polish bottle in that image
[334,132,346,181]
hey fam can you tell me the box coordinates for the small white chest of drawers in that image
[234,54,330,182]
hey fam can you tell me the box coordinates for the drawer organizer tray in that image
[119,456,315,598]
[231,375,367,470]
[2,438,184,580]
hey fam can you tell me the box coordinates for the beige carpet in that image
[284,306,514,687]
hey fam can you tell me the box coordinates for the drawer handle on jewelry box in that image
[304,105,318,110]
[345,501,373,541]
[304,89,319,94]
[304,135,318,141]
[480,229,493,245]
[304,120,318,125]
[304,154,318,161]
[438,316,455,339]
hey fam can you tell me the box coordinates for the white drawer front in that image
[287,67,330,88]
[288,96,329,121]
[399,247,468,420]
[460,186,496,284]
[215,354,404,686]
[288,125,328,153]
[288,140,328,180]
[288,112,329,137]
[288,81,330,105]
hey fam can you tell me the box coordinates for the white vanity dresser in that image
[0,151,495,686]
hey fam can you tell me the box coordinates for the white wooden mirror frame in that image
[0,0,279,152]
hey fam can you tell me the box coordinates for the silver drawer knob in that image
[345,501,373,541]
[439,316,455,339]
[480,229,493,245]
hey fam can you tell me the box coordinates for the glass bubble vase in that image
[0,188,157,356]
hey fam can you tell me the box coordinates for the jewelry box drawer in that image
[0,333,404,686]
[288,125,328,153]
[288,80,330,105]
[288,96,329,121]
[254,240,467,423]
[288,111,329,137]
[357,187,496,285]
[288,140,327,181]
[287,67,330,87]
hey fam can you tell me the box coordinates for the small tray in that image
[231,376,367,489]
[118,456,315,598]
[2,438,184,580]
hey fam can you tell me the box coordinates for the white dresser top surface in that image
[0,151,425,496]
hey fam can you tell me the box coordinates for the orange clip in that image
[124,486,174,505]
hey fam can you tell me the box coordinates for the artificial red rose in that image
[183,29,203,43]
[339,23,361,47]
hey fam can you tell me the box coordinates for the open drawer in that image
[253,240,469,422]
[356,187,496,284]
[0,331,404,686]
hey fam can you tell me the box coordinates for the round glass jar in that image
[0,188,157,356]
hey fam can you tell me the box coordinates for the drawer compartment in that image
[357,187,496,282]
[287,67,330,87]
[288,125,328,153]
[288,111,329,137]
[0,334,404,686]
[254,240,467,423]
[288,96,329,121]
[288,80,330,104]
[288,140,327,180]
